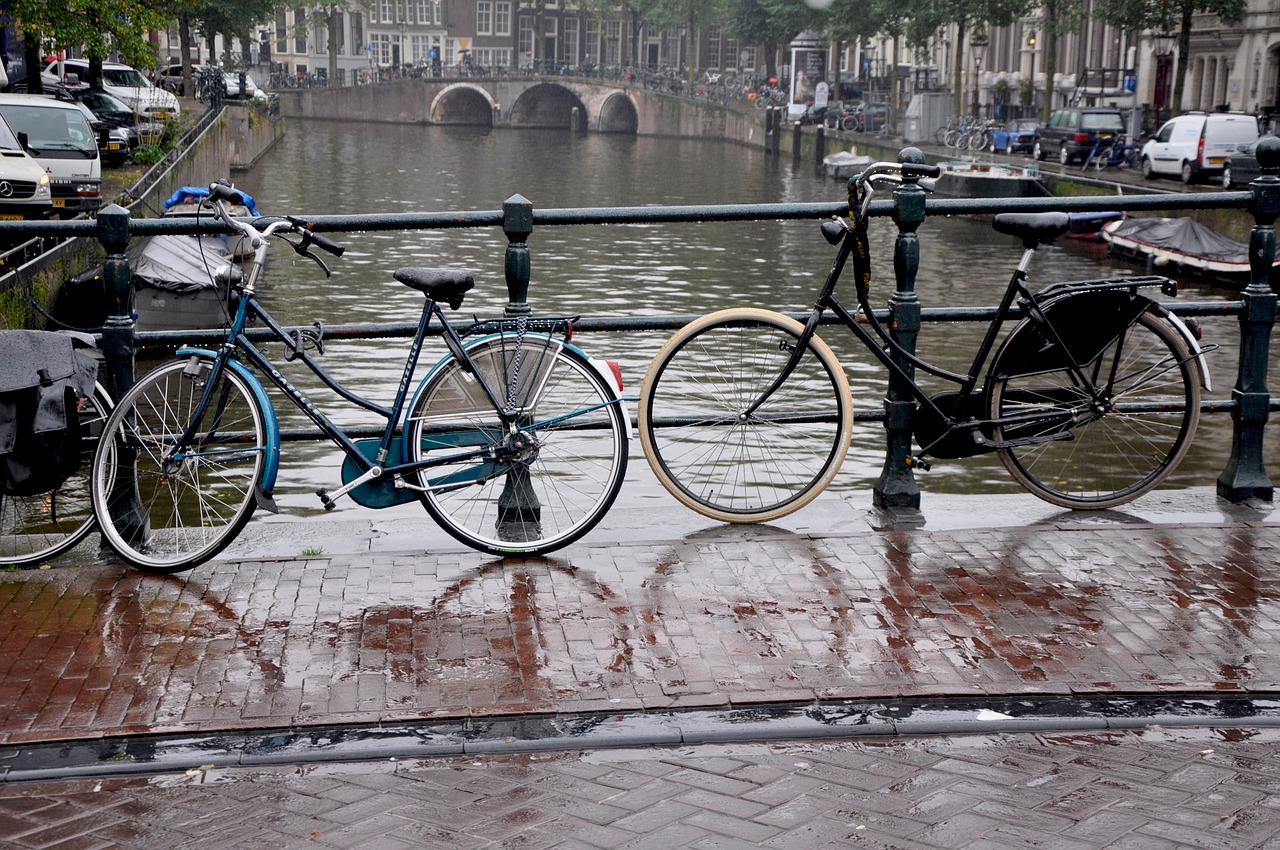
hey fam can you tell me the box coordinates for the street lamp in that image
[1152,32,1175,122]
[971,30,989,118]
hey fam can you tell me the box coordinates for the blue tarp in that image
[162,186,259,217]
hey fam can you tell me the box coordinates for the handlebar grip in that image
[208,180,245,205]
[901,163,942,179]
[305,230,345,257]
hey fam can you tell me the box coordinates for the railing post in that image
[97,204,147,542]
[874,146,927,509]
[503,194,533,316]
[97,204,134,399]
[1218,136,1280,502]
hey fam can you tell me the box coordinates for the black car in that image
[1033,107,1126,165]
[1222,135,1275,188]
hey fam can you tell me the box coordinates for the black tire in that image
[92,358,266,573]
[987,309,1200,509]
[1005,139,1015,156]
[0,383,111,566]
[1181,161,1195,184]
[407,337,628,556]
[638,308,853,523]
[1033,141,1045,161]
[1142,156,1155,179]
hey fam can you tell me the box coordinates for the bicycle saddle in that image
[393,268,475,309]
[992,212,1071,249]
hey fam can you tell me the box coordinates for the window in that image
[519,15,534,59]
[561,18,578,62]
[495,2,511,37]
[416,0,429,23]
[379,0,392,23]
[295,8,307,54]
[605,21,621,65]
[372,32,392,65]
[707,24,721,69]
[477,1,492,35]
[276,12,287,54]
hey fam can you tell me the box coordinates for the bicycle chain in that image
[505,315,528,413]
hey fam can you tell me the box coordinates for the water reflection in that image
[221,121,1274,518]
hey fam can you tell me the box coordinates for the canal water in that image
[216,120,1267,518]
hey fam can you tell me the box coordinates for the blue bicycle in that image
[1081,133,1139,172]
[91,181,630,572]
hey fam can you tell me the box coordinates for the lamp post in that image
[1153,32,1175,122]
[971,30,989,118]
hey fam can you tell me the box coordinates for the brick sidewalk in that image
[2,514,1278,746]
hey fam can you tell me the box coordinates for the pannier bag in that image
[0,331,98,496]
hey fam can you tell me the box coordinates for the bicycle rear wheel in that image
[92,358,267,573]
[0,383,111,566]
[406,337,628,557]
[639,308,853,523]
[987,310,1199,509]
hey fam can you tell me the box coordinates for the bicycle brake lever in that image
[302,248,332,278]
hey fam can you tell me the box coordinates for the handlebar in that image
[206,180,347,286]
[850,161,941,218]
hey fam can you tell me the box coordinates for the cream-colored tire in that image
[638,308,853,523]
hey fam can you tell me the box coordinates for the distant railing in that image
[3,143,1277,509]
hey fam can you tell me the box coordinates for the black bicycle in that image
[638,161,1212,522]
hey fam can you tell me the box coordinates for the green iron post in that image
[1218,136,1280,502]
[503,194,533,316]
[874,147,927,508]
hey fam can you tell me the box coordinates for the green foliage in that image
[129,143,165,166]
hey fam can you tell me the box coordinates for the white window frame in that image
[494,2,511,37]
[477,1,493,35]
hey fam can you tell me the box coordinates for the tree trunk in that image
[1172,7,1192,116]
[179,11,194,98]
[23,33,42,95]
[952,18,966,117]
[327,7,340,83]
[1042,6,1057,123]
[888,36,899,132]
[88,56,104,91]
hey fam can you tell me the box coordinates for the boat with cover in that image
[932,160,1048,198]
[1101,216,1279,287]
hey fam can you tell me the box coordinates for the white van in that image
[0,94,100,216]
[1140,112,1260,183]
[0,113,52,221]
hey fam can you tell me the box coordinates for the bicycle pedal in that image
[316,488,337,511]
[908,456,932,472]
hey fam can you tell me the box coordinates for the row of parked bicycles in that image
[3,168,1212,573]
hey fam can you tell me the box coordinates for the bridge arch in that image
[509,83,588,128]
[430,84,496,125]
[597,92,639,133]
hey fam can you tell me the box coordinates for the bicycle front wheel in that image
[92,359,267,573]
[0,383,111,566]
[407,339,628,557]
[987,310,1200,509]
[639,308,853,523]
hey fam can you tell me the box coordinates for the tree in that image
[9,0,172,91]
[1096,0,1245,117]
[722,0,801,81]
[904,0,1033,117]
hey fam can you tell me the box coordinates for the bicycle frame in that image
[743,186,1183,461]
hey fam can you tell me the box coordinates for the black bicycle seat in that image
[991,212,1072,249]
[393,268,475,308]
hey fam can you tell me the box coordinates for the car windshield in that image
[0,117,22,151]
[103,68,150,88]
[0,104,97,154]
[1082,113,1125,132]
[79,91,131,114]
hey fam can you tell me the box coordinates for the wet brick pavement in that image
[3,490,1280,847]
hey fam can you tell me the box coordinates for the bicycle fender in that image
[1142,303,1213,392]
[176,347,282,498]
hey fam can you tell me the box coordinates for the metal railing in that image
[6,143,1278,508]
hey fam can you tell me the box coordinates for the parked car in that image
[1140,111,1259,184]
[0,93,101,216]
[42,58,180,119]
[989,119,1038,155]
[0,112,52,222]
[1033,107,1126,165]
[159,63,266,101]
[1221,135,1276,188]
[70,90,163,166]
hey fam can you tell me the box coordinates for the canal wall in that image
[3,106,284,330]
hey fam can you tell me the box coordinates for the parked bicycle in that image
[638,161,1211,522]
[1081,133,1139,172]
[0,331,112,566]
[91,181,630,572]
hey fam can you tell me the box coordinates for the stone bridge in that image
[277,76,762,143]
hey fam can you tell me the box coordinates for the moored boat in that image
[1100,216,1279,287]
[933,160,1048,199]
[822,149,873,179]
